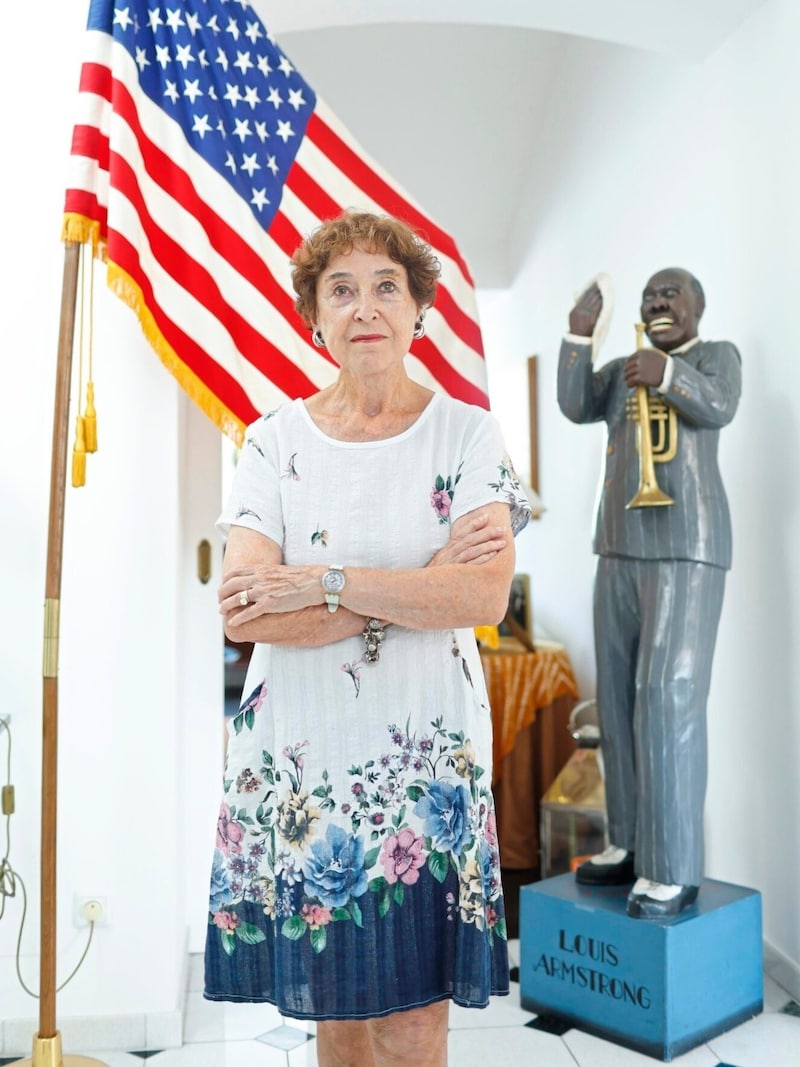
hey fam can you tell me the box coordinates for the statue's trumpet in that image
[626,322,676,509]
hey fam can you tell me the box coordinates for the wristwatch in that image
[321,565,346,613]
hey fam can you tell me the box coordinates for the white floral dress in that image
[204,394,530,1019]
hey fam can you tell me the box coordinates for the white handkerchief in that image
[575,271,614,358]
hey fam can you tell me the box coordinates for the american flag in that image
[63,0,489,441]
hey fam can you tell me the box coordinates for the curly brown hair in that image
[290,211,441,327]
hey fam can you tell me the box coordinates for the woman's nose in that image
[354,292,379,319]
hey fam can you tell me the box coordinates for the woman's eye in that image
[379,281,397,293]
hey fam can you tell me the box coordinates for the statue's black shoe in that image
[575,850,636,886]
[626,883,699,919]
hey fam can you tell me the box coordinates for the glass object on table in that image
[539,699,609,878]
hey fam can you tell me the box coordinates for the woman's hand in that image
[219,563,323,625]
[428,511,508,567]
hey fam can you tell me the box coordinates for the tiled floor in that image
[3,946,797,1067]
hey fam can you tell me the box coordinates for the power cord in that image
[0,714,96,996]
[12,868,97,997]
[0,715,15,922]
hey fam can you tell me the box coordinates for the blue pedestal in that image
[519,873,763,1061]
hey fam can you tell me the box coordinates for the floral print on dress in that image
[489,453,529,534]
[231,680,267,736]
[208,715,506,957]
[305,825,369,907]
[311,525,329,548]
[245,435,265,457]
[341,661,362,697]
[282,452,301,480]
[380,827,426,885]
[428,450,530,537]
[450,630,480,693]
[235,505,261,522]
[430,461,463,524]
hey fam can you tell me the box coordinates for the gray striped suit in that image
[558,337,742,885]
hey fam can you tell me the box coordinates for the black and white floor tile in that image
[1,943,798,1066]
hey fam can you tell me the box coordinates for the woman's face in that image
[312,245,420,376]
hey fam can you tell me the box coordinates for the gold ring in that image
[238,589,249,607]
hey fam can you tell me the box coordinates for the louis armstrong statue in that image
[558,269,741,919]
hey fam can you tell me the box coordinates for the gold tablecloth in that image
[480,643,580,869]
[480,643,580,777]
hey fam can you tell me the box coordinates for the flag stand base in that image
[8,1031,110,1067]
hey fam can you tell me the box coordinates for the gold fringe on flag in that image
[106,261,246,445]
[62,211,247,448]
[61,213,105,258]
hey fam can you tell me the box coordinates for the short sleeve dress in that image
[204,394,531,1020]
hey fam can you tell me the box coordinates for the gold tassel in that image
[84,380,97,453]
[83,244,98,454]
[72,415,87,488]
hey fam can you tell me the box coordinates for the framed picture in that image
[499,573,534,651]
[525,354,544,519]
[528,355,539,497]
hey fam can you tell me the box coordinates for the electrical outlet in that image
[73,894,109,927]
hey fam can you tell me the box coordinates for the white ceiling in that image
[251,1,769,286]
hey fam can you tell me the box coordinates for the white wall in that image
[482,0,800,981]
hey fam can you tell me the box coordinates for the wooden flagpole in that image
[11,242,107,1067]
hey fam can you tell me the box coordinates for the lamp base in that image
[8,1031,110,1067]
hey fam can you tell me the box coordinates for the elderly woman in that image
[205,212,530,1066]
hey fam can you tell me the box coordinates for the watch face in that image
[323,568,345,594]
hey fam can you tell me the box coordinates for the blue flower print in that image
[480,838,501,901]
[303,824,369,908]
[414,780,472,856]
[209,848,234,911]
